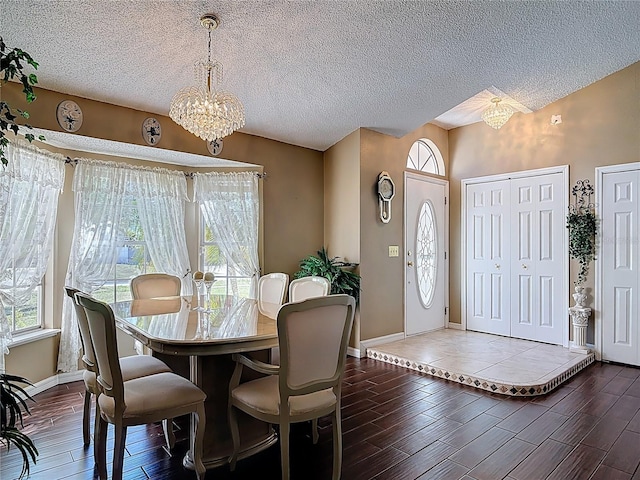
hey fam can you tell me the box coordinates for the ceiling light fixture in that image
[481,97,514,130]
[169,13,245,141]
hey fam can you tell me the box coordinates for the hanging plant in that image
[1,36,45,166]
[566,180,597,286]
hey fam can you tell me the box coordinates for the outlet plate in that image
[389,245,399,257]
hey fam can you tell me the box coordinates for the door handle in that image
[522,264,528,269]
[495,264,500,269]
[407,261,414,267]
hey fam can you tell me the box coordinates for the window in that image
[200,216,252,298]
[2,277,42,334]
[407,139,445,176]
[416,201,437,308]
[92,200,157,304]
[0,141,65,342]
[194,171,260,299]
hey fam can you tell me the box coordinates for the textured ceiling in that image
[2,1,639,152]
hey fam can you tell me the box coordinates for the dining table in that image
[111,294,281,472]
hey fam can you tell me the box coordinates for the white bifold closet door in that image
[466,171,566,345]
[601,168,640,366]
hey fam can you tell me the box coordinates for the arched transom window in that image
[407,139,445,176]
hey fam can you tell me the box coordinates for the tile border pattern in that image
[366,348,595,396]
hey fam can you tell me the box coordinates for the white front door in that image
[510,173,566,344]
[466,180,511,336]
[404,173,448,336]
[601,168,640,366]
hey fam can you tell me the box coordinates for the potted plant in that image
[294,247,360,303]
[0,374,38,478]
[566,179,597,290]
[1,36,45,166]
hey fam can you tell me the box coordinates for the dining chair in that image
[130,273,181,355]
[75,292,207,480]
[257,272,289,318]
[64,287,175,455]
[288,276,331,303]
[228,294,355,480]
[130,273,181,299]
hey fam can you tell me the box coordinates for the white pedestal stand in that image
[569,286,591,354]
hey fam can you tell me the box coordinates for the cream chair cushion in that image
[231,375,336,416]
[130,273,181,299]
[288,276,330,302]
[98,372,206,421]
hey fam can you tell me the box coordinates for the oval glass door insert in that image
[416,200,437,308]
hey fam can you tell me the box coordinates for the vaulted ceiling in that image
[3,1,639,151]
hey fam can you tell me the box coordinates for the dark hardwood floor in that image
[2,357,640,480]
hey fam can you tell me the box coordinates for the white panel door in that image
[602,170,639,365]
[405,174,448,336]
[466,180,511,336]
[510,173,565,344]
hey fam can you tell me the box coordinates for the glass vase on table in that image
[192,271,205,311]
[203,272,215,312]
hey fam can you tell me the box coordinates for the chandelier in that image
[169,13,245,141]
[481,97,514,130]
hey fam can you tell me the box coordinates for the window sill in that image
[8,329,60,348]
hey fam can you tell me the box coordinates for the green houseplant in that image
[294,247,360,303]
[566,179,597,286]
[0,374,38,478]
[1,36,45,166]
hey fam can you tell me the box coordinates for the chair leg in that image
[193,404,206,480]
[112,423,127,480]
[228,404,240,471]
[312,418,319,444]
[163,418,176,450]
[96,416,108,480]
[331,407,342,480]
[93,401,101,465]
[82,389,91,445]
[280,421,290,480]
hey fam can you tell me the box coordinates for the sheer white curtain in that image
[133,167,191,294]
[57,159,129,372]
[0,140,65,372]
[58,160,193,372]
[193,172,260,298]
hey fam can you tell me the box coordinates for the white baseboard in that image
[347,346,363,358]
[360,332,405,355]
[24,370,84,397]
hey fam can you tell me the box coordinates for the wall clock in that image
[56,100,83,132]
[377,171,395,223]
[207,138,223,156]
[142,117,162,145]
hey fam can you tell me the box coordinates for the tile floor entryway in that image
[367,329,595,396]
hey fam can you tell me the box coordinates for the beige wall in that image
[358,124,449,341]
[4,83,324,380]
[4,336,59,383]
[448,62,640,339]
[324,130,362,347]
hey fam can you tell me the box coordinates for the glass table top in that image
[112,295,278,345]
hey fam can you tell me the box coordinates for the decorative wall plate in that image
[142,117,162,145]
[56,100,83,132]
[207,138,223,156]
